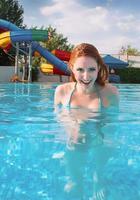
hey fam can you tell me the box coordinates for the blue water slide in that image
[0,19,21,31]
[32,42,70,74]
[0,19,70,75]
[10,30,48,42]
[11,30,32,42]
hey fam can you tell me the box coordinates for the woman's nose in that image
[83,72,89,80]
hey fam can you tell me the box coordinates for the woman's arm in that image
[107,84,119,107]
[101,84,119,108]
[54,85,63,109]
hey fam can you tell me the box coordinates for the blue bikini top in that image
[64,82,102,110]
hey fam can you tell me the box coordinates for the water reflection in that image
[1,83,139,199]
[55,107,119,199]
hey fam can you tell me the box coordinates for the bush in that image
[32,66,39,82]
[116,68,140,83]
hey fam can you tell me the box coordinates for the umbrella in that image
[103,54,129,69]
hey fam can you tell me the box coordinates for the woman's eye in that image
[77,68,84,72]
[76,67,96,72]
[89,68,96,71]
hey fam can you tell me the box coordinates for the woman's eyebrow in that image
[88,66,96,69]
[76,67,84,69]
[77,66,96,68]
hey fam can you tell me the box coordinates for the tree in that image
[32,25,74,66]
[32,25,74,52]
[0,0,24,66]
[46,25,74,51]
[0,0,24,27]
[119,45,140,56]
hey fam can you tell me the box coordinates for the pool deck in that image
[38,71,69,83]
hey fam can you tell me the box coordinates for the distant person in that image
[10,74,28,83]
[109,69,121,83]
[110,69,115,74]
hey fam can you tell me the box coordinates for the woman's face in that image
[72,56,99,88]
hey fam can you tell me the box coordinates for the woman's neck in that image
[76,82,97,95]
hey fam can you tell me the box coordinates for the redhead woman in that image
[54,43,119,200]
[54,43,119,111]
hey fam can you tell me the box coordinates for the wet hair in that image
[68,43,109,86]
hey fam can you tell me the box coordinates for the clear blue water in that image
[0,83,140,200]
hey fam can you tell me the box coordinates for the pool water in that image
[0,83,140,200]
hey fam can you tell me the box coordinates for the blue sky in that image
[19,0,140,54]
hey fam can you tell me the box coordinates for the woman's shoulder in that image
[55,82,75,96]
[54,82,75,106]
[97,83,119,107]
[97,83,118,95]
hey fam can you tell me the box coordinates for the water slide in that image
[0,30,48,48]
[0,19,70,75]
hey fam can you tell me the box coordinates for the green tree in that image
[0,0,24,27]
[32,25,74,52]
[46,25,74,51]
[119,45,140,56]
[32,25,74,66]
[0,0,24,66]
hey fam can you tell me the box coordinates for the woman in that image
[54,43,119,110]
[54,43,119,199]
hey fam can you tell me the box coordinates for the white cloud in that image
[116,14,138,32]
[40,0,75,16]
[40,0,109,31]
[39,0,140,53]
[40,1,110,35]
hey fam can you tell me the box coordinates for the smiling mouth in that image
[80,80,92,85]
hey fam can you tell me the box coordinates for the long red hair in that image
[68,43,108,86]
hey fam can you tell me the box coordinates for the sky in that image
[18,0,140,54]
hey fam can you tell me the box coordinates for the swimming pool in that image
[0,83,140,200]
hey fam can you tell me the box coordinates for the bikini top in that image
[62,82,104,148]
[64,82,102,110]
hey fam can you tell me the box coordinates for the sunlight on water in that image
[0,83,140,200]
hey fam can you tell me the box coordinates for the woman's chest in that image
[65,92,101,110]
[76,95,99,106]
